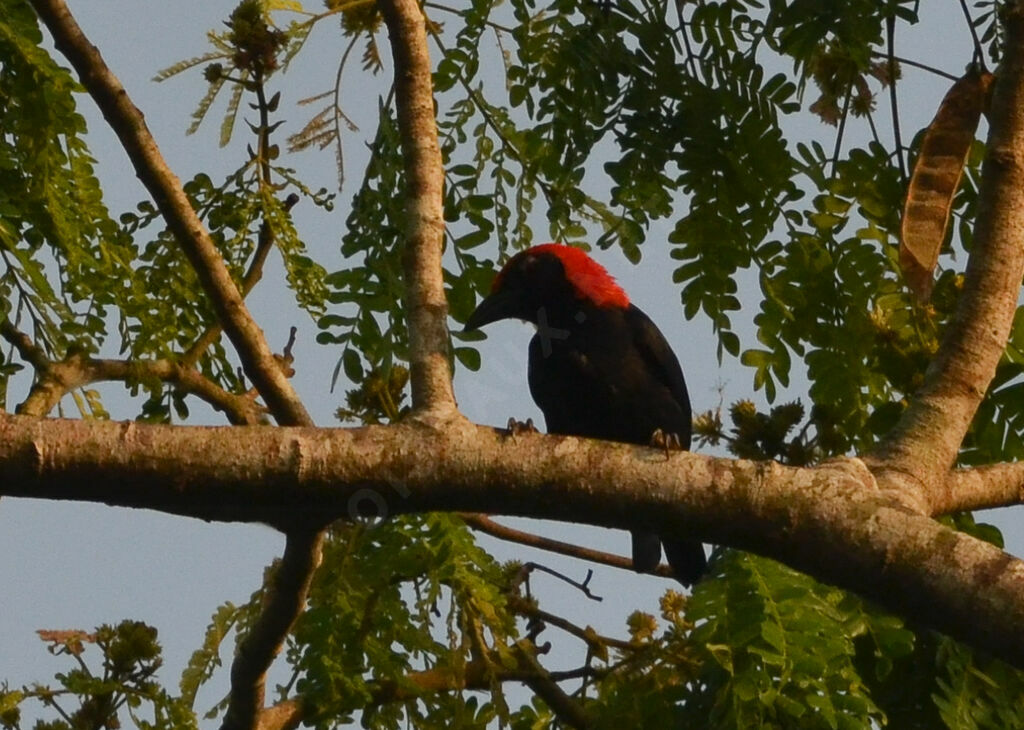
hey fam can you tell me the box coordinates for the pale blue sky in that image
[2,2,1018,725]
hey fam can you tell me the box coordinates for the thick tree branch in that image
[869,4,1024,493]
[28,0,310,427]
[379,0,455,416]
[5,412,1024,670]
[936,462,1024,514]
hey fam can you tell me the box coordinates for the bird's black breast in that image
[527,303,691,447]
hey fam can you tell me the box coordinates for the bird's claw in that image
[650,428,682,458]
[505,417,538,437]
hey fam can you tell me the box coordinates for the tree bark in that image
[380,0,456,417]
[869,3,1024,497]
[5,412,1024,669]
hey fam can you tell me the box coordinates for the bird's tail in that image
[630,530,662,573]
[662,538,707,587]
[631,532,707,587]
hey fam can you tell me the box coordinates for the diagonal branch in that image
[28,0,310,428]
[869,3,1024,497]
[379,0,456,416]
[459,512,677,578]
[0,315,49,370]
[25,5,325,728]
[513,640,591,729]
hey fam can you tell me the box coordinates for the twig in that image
[958,0,986,68]
[885,16,907,181]
[514,640,591,730]
[870,51,960,82]
[182,193,300,369]
[510,598,636,652]
[518,562,603,601]
[459,512,676,578]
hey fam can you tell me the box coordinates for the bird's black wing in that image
[624,304,692,448]
[624,304,705,585]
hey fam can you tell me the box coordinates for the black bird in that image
[465,243,706,585]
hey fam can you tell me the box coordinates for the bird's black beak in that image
[464,287,522,332]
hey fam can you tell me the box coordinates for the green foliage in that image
[0,0,127,362]
[0,621,197,730]
[684,552,887,729]
[289,516,517,729]
[319,105,408,396]
[6,0,1024,727]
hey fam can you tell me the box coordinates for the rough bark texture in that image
[938,462,1024,513]
[5,412,1024,668]
[869,5,1024,496]
[380,0,456,416]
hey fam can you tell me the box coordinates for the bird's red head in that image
[492,244,629,308]
[465,244,629,331]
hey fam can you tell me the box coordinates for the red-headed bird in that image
[464,243,706,586]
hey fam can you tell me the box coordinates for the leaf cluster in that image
[0,0,128,371]
[0,621,196,730]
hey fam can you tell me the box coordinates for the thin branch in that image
[251,644,597,730]
[0,316,49,370]
[423,2,515,34]
[886,15,907,181]
[518,562,604,601]
[870,51,960,82]
[181,193,300,368]
[830,86,853,177]
[3,315,264,422]
[460,513,676,579]
[379,0,456,416]
[28,356,265,424]
[958,0,986,68]
[510,597,636,652]
[514,640,591,730]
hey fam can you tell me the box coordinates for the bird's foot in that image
[505,417,538,437]
[650,428,683,459]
